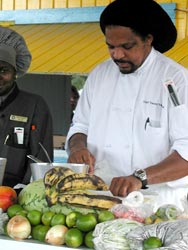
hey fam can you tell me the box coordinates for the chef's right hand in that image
[110,175,142,197]
[68,148,96,174]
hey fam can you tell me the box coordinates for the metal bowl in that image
[0,158,7,185]
[30,162,89,181]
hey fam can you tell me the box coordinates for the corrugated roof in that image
[10,24,188,75]
[10,23,109,75]
[165,37,188,69]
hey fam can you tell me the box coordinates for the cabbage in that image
[18,179,50,213]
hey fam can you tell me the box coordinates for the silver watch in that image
[133,169,148,189]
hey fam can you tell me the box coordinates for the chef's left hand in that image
[110,175,142,197]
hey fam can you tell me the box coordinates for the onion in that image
[7,215,31,240]
[45,225,68,245]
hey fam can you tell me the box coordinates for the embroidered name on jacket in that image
[143,100,164,109]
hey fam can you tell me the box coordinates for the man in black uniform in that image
[70,85,80,121]
[0,27,53,187]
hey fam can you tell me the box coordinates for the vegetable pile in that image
[3,203,115,248]
[0,178,187,249]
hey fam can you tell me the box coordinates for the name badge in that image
[10,115,28,123]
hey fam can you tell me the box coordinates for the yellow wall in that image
[0,0,113,9]
[0,0,187,39]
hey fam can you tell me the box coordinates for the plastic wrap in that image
[0,208,8,235]
[93,218,143,250]
[127,219,188,250]
[110,191,156,223]
[155,204,181,220]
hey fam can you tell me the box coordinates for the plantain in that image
[44,168,110,208]
[45,189,92,207]
[44,166,75,187]
[44,166,75,206]
[56,173,109,192]
[45,189,59,206]
[57,192,122,209]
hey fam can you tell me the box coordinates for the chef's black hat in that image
[100,0,177,53]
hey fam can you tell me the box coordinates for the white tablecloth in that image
[0,235,87,250]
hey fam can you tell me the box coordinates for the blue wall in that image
[0,4,176,24]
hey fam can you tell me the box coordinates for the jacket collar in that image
[0,82,19,110]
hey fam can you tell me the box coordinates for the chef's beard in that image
[114,59,139,74]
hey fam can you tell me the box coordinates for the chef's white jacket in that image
[66,48,188,210]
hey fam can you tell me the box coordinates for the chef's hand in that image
[68,148,95,174]
[110,175,142,197]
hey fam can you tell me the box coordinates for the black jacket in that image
[0,84,53,187]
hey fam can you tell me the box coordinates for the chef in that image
[0,27,53,187]
[65,0,188,210]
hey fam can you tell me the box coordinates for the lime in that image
[84,230,94,249]
[65,228,83,248]
[7,204,23,218]
[66,211,81,228]
[16,209,28,217]
[27,210,42,226]
[76,213,97,232]
[98,210,115,223]
[50,213,66,227]
[41,211,55,226]
[143,236,163,249]
[31,224,50,242]
[31,224,42,240]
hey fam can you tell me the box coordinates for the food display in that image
[0,166,188,249]
[44,166,121,209]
